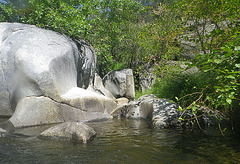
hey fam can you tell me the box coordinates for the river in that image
[0,117,240,163]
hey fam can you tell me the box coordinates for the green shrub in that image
[151,71,216,107]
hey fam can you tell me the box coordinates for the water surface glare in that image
[0,118,240,163]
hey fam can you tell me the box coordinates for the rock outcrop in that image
[0,22,116,127]
[39,122,96,143]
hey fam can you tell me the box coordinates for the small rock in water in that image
[39,122,96,143]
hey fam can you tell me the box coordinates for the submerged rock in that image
[39,122,96,143]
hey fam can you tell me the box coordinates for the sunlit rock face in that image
[103,69,135,100]
[0,22,116,127]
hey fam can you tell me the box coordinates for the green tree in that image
[176,0,240,110]
[0,0,100,38]
[92,0,146,76]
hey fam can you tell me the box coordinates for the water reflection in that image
[0,117,240,163]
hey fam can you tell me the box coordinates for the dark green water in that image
[0,117,240,164]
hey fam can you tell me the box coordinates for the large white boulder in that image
[0,22,116,127]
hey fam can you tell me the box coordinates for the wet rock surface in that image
[39,122,96,143]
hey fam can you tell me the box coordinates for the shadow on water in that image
[0,117,240,163]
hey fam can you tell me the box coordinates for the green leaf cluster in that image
[196,36,240,111]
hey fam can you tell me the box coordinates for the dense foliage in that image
[0,0,239,132]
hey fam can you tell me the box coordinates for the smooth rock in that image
[9,96,113,128]
[0,22,96,113]
[39,122,96,143]
[61,87,116,114]
[0,22,79,107]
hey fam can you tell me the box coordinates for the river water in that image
[0,117,240,164]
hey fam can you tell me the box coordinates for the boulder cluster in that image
[0,23,226,142]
